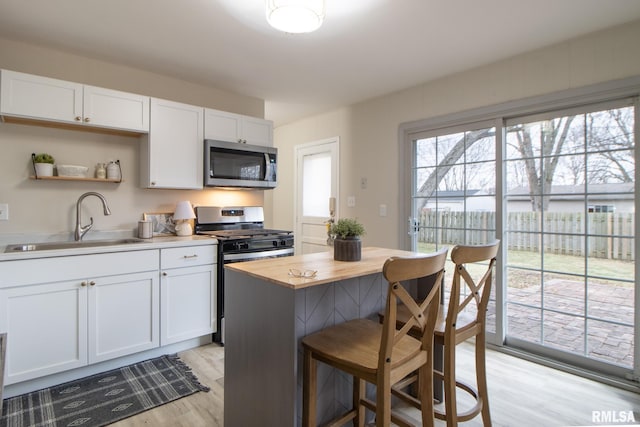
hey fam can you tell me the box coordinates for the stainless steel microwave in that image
[204,139,277,189]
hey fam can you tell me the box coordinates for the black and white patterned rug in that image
[0,354,209,427]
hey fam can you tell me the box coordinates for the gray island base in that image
[224,247,430,427]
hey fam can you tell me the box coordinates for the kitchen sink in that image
[4,238,146,253]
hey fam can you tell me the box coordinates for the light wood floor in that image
[111,342,640,427]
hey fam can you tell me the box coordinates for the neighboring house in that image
[420,183,634,213]
[506,183,635,213]
[421,189,495,212]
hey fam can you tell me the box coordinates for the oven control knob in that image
[273,240,279,247]
[239,242,249,250]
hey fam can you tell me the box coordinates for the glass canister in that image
[106,161,120,180]
[95,163,106,179]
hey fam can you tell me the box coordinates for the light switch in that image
[379,204,387,217]
[347,196,356,207]
[0,203,8,220]
[360,177,367,189]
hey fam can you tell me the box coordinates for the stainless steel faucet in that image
[75,192,112,241]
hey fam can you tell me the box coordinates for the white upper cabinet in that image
[82,85,149,132]
[204,108,273,146]
[0,69,149,133]
[140,98,204,189]
[0,70,82,123]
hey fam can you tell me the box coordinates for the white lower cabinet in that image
[88,271,159,364]
[160,245,216,345]
[0,250,159,385]
[0,280,89,384]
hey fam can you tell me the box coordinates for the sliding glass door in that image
[410,122,498,334]
[504,101,635,373]
[407,96,637,379]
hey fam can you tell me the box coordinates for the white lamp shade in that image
[173,201,196,220]
[266,0,325,34]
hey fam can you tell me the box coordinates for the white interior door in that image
[295,137,339,255]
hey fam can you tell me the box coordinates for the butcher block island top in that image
[224,246,424,289]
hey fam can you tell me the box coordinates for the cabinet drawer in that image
[161,245,215,269]
[0,250,159,288]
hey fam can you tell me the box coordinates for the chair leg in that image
[376,374,392,427]
[476,335,492,427]
[355,377,366,427]
[303,348,317,427]
[418,362,435,427]
[444,344,458,427]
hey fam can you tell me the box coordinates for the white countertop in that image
[0,234,217,261]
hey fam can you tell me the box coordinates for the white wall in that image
[0,38,267,240]
[267,19,640,250]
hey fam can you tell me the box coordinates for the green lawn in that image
[417,242,634,285]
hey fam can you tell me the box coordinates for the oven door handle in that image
[223,247,294,262]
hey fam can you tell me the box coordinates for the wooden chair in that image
[387,241,500,427]
[302,249,447,427]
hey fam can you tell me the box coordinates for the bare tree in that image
[415,128,494,210]
[508,116,576,211]
[585,108,634,183]
[415,106,633,213]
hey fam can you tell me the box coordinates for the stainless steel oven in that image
[195,206,294,344]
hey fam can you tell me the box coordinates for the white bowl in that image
[57,164,89,177]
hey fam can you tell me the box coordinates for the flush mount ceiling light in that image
[266,0,325,34]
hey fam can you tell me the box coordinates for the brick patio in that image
[495,279,634,368]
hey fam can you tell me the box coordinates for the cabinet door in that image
[0,69,82,124]
[83,85,150,132]
[0,280,88,385]
[241,116,273,147]
[141,98,203,189]
[160,264,216,345]
[88,271,159,364]
[204,108,242,143]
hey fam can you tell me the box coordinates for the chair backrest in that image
[380,247,448,370]
[446,241,500,341]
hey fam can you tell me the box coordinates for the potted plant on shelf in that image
[330,217,365,261]
[32,153,55,177]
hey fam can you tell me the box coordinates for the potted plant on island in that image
[330,217,365,261]
[32,153,55,177]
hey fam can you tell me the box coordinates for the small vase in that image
[333,236,362,261]
[34,163,54,177]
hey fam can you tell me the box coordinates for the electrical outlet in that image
[360,177,367,189]
[379,204,387,217]
[0,203,8,220]
[347,196,356,208]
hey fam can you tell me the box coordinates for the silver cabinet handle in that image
[75,116,82,121]
[162,272,168,276]
[81,281,87,287]
[183,254,198,259]
[84,117,90,123]
[89,281,96,286]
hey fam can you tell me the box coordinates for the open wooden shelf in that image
[30,175,123,183]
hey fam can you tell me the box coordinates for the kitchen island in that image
[224,247,431,427]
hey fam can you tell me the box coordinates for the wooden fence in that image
[418,211,635,261]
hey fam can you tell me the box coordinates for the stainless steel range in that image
[194,206,294,344]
